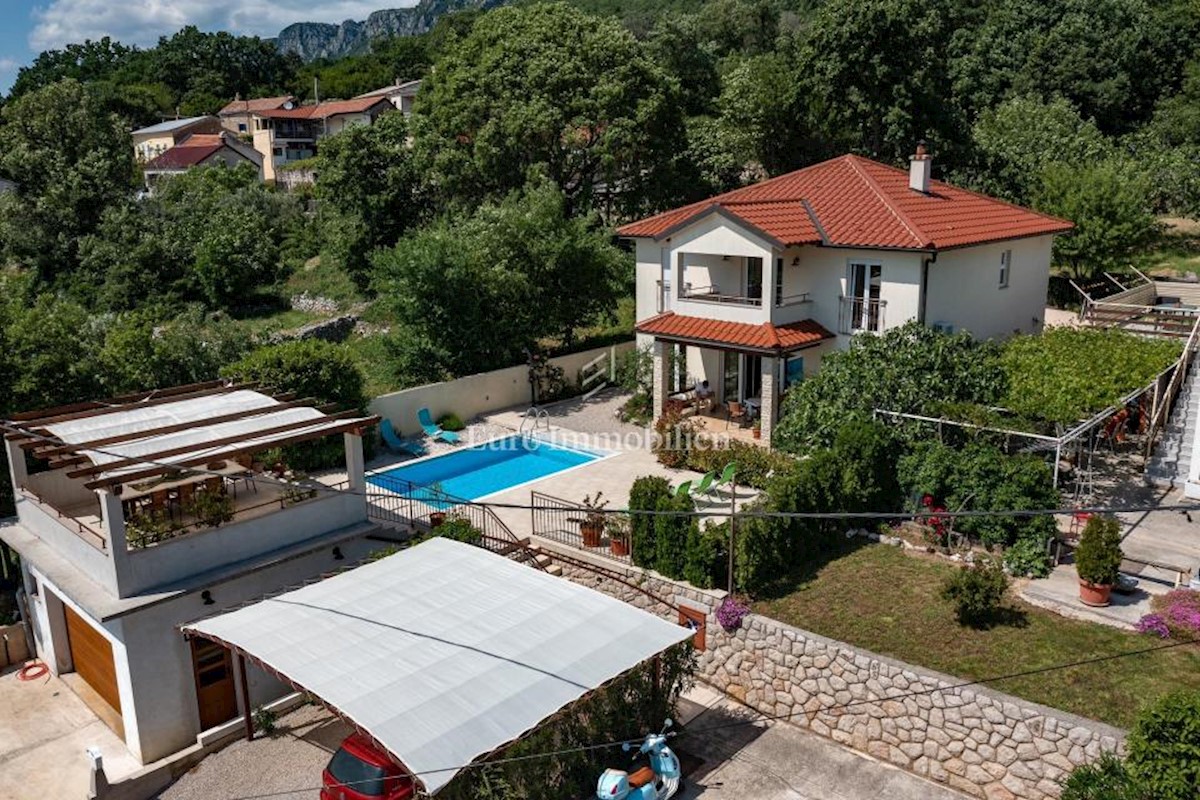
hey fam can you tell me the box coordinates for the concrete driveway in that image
[0,665,138,800]
[157,687,968,800]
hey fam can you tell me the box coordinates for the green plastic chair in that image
[692,470,717,498]
[674,480,693,497]
[714,462,738,488]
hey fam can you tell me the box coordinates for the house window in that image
[999,250,1011,288]
[774,258,784,306]
[848,262,883,332]
[678,606,707,651]
[745,257,763,301]
[237,123,247,132]
[783,355,805,390]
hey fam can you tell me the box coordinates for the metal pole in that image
[727,476,737,595]
[1053,442,1061,488]
[238,653,254,742]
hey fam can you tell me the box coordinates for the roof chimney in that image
[909,140,932,193]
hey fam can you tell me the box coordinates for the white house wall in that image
[634,239,664,325]
[924,236,1052,340]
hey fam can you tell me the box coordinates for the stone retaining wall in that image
[543,543,1124,800]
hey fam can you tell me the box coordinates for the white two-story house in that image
[619,146,1074,446]
[1,384,381,765]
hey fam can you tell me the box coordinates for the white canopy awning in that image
[182,538,691,795]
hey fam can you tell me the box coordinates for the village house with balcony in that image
[0,383,379,765]
[250,96,394,183]
[618,145,1074,446]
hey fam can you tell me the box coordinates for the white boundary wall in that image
[369,342,634,431]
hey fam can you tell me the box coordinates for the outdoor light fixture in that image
[792,257,800,266]
[332,546,345,561]
[201,590,214,605]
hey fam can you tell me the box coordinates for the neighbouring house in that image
[251,97,394,183]
[131,116,223,163]
[0,384,381,765]
[141,132,263,187]
[217,94,295,135]
[619,145,1074,446]
[356,79,422,115]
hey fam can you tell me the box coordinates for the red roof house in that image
[141,133,262,185]
[622,147,1073,447]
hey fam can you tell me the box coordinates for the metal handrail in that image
[679,285,763,307]
[838,295,886,334]
[519,406,550,435]
[1144,315,1200,460]
[774,292,812,308]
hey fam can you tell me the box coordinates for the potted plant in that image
[427,482,448,527]
[607,515,631,557]
[751,419,761,440]
[571,493,608,548]
[1075,515,1123,607]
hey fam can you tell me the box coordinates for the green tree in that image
[193,205,281,307]
[221,339,367,410]
[98,309,251,394]
[967,95,1112,204]
[0,79,135,285]
[773,322,1005,454]
[1125,691,1200,800]
[1034,158,1158,280]
[795,0,968,164]
[645,15,719,116]
[8,38,137,98]
[413,3,684,217]
[316,113,424,288]
[718,53,823,176]
[374,178,629,382]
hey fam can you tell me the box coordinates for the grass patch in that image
[346,334,401,398]
[283,256,366,308]
[753,544,1200,728]
[1132,222,1200,278]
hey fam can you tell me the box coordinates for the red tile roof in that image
[218,95,295,116]
[255,97,391,120]
[618,155,1073,250]
[636,313,834,353]
[142,134,250,171]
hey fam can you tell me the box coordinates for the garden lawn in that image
[753,544,1200,729]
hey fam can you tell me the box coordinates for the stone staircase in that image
[1147,366,1200,487]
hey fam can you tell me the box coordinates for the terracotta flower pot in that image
[752,427,761,440]
[1079,580,1113,607]
[580,520,603,548]
[610,538,630,557]
[430,512,447,528]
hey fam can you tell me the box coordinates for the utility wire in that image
[4,419,1199,522]
[180,636,1199,800]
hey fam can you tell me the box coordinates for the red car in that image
[321,733,416,800]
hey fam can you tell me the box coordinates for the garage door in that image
[64,604,122,716]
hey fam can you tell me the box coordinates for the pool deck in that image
[343,388,756,540]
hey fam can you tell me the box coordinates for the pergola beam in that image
[68,410,363,480]
[33,394,315,460]
[4,383,262,443]
[6,379,229,422]
[86,415,380,490]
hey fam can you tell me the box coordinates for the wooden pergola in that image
[3,380,379,492]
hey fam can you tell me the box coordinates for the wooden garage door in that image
[64,604,122,716]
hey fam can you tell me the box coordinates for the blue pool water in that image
[367,435,599,508]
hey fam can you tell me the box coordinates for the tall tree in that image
[373,178,630,382]
[0,79,134,286]
[316,113,424,289]
[413,2,684,218]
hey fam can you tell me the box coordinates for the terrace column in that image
[652,339,671,424]
[4,438,27,494]
[343,433,366,492]
[98,489,134,597]
[760,356,778,447]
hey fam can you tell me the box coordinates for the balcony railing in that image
[679,284,763,307]
[839,295,886,334]
[774,292,812,308]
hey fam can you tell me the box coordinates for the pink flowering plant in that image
[1135,589,1200,639]
[918,494,951,548]
[716,596,750,631]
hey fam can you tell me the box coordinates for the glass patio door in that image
[722,351,739,403]
[848,262,882,331]
[745,257,763,303]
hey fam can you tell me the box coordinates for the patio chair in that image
[382,419,428,456]
[417,407,460,444]
[726,401,747,429]
[692,470,717,499]
[674,480,693,497]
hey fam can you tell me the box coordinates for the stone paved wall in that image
[545,544,1125,800]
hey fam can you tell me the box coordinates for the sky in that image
[0,0,401,94]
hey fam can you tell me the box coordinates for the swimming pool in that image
[367,435,602,508]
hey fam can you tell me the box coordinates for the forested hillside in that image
[1,0,1198,517]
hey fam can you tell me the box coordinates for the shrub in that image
[940,557,1010,627]
[652,410,694,469]
[1061,753,1146,800]
[252,706,278,736]
[438,412,466,432]
[629,476,671,567]
[1075,515,1124,586]
[654,492,694,580]
[683,522,728,590]
[716,596,750,631]
[618,392,653,425]
[428,516,484,547]
[686,439,795,490]
[1126,690,1200,799]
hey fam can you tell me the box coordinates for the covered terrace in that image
[638,312,836,446]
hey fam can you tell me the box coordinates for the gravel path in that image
[156,704,349,800]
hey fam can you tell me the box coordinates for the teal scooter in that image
[595,720,681,800]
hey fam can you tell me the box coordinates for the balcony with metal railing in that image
[838,295,887,334]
